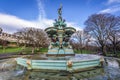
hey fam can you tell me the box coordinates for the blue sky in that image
[0,0,120,33]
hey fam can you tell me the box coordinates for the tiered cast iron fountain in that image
[45,5,76,56]
[16,5,103,72]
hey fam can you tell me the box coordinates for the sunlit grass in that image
[0,47,22,54]
[39,48,48,53]
[0,47,48,54]
[1,46,119,58]
[74,49,92,54]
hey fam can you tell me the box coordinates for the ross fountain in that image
[16,5,103,72]
[0,5,120,80]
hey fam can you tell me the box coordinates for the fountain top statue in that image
[58,4,62,16]
[54,4,66,29]
[45,5,76,56]
[58,4,63,21]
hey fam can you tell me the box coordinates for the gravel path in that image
[0,53,17,59]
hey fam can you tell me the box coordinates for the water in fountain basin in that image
[0,55,120,80]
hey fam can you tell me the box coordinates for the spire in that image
[58,4,62,21]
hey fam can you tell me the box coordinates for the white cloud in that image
[0,13,36,27]
[66,22,83,31]
[0,13,82,34]
[107,0,120,4]
[0,13,49,33]
[0,12,55,33]
[0,0,82,34]
[99,5,120,13]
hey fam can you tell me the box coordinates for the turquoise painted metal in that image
[16,5,103,72]
[16,54,102,72]
[45,5,76,56]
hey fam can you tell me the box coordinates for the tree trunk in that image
[3,46,6,53]
[113,42,117,55]
[32,47,34,54]
[80,48,82,53]
[101,45,106,56]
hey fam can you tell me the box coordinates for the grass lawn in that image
[39,48,48,53]
[0,46,95,55]
[106,52,120,58]
[0,47,34,54]
[0,47,22,54]
[0,47,48,54]
[74,49,92,54]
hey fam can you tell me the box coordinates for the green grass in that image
[74,49,92,54]
[117,53,120,58]
[0,47,22,54]
[0,46,48,54]
[0,45,2,49]
[0,46,34,54]
[0,46,98,55]
[106,52,120,58]
[39,48,48,53]
[21,47,33,54]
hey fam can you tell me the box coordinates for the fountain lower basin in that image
[0,56,120,80]
[16,54,103,72]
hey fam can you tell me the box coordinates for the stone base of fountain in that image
[1,56,120,80]
[47,47,75,56]
[16,54,103,72]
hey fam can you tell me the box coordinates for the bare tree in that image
[107,15,120,54]
[84,14,111,55]
[71,30,90,53]
[0,39,9,53]
[14,27,49,53]
[14,28,33,46]
[0,28,9,52]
